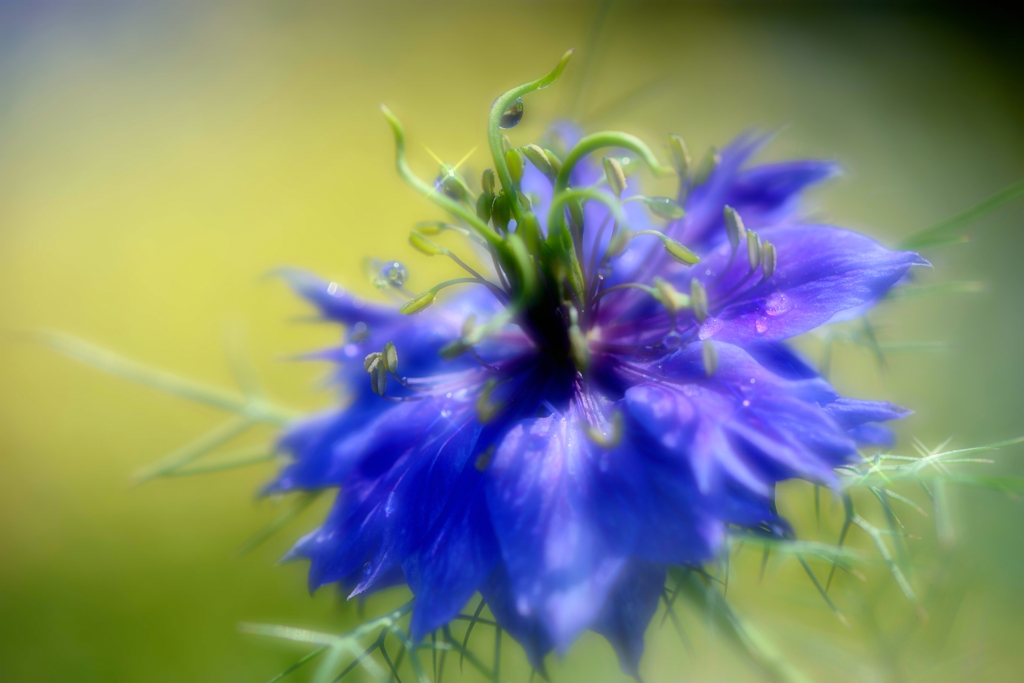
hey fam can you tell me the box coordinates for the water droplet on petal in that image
[698,317,723,340]
[663,331,682,350]
[755,316,769,334]
[327,282,339,295]
[635,345,660,361]
[498,97,524,128]
[742,399,751,407]
[380,261,408,287]
[445,392,452,398]
[764,291,792,316]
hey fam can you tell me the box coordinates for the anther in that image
[669,134,691,178]
[746,231,762,271]
[724,205,747,250]
[760,241,777,280]
[691,279,709,322]
[692,146,720,186]
[603,157,627,198]
[702,341,718,376]
[584,411,625,449]
[522,144,554,179]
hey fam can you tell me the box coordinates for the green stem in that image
[381,106,507,258]
[487,49,575,224]
[553,130,670,195]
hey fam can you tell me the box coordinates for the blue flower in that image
[270,56,926,675]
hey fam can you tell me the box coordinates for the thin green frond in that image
[899,179,1024,250]
[35,331,299,424]
[133,416,253,483]
[238,491,323,557]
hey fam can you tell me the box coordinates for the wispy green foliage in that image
[899,180,1024,250]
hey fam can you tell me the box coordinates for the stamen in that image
[603,157,627,198]
[702,341,718,376]
[746,230,762,271]
[760,241,777,280]
[583,410,625,449]
[724,205,747,249]
[691,279,709,322]
[630,230,699,265]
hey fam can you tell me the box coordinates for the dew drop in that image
[635,345,660,361]
[663,331,682,350]
[750,378,756,384]
[343,343,359,358]
[498,97,524,128]
[327,282,339,295]
[755,316,769,334]
[441,409,452,418]
[698,317,723,340]
[742,399,751,407]
[380,261,408,287]
[764,291,792,316]
[445,392,453,398]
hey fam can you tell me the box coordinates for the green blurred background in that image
[2,1,1023,681]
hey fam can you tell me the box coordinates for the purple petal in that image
[590,559,666,677]
[485,411,645,652]
[689,225,928,344]
[404,482,499,641]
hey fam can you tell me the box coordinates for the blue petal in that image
[485,411,645,653]
[848,423,897,448]
[590,559,666,677]
[688,225,928,344]
[825,397,912,430]
[624,342,859,496]
[675,133,839,252]
[403,481,499,641]
[284,396,484,595]
[480,564,553,672]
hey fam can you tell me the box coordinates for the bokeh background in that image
[2,1,1023,681]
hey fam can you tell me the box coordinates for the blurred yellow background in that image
[2,2,1023,681]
